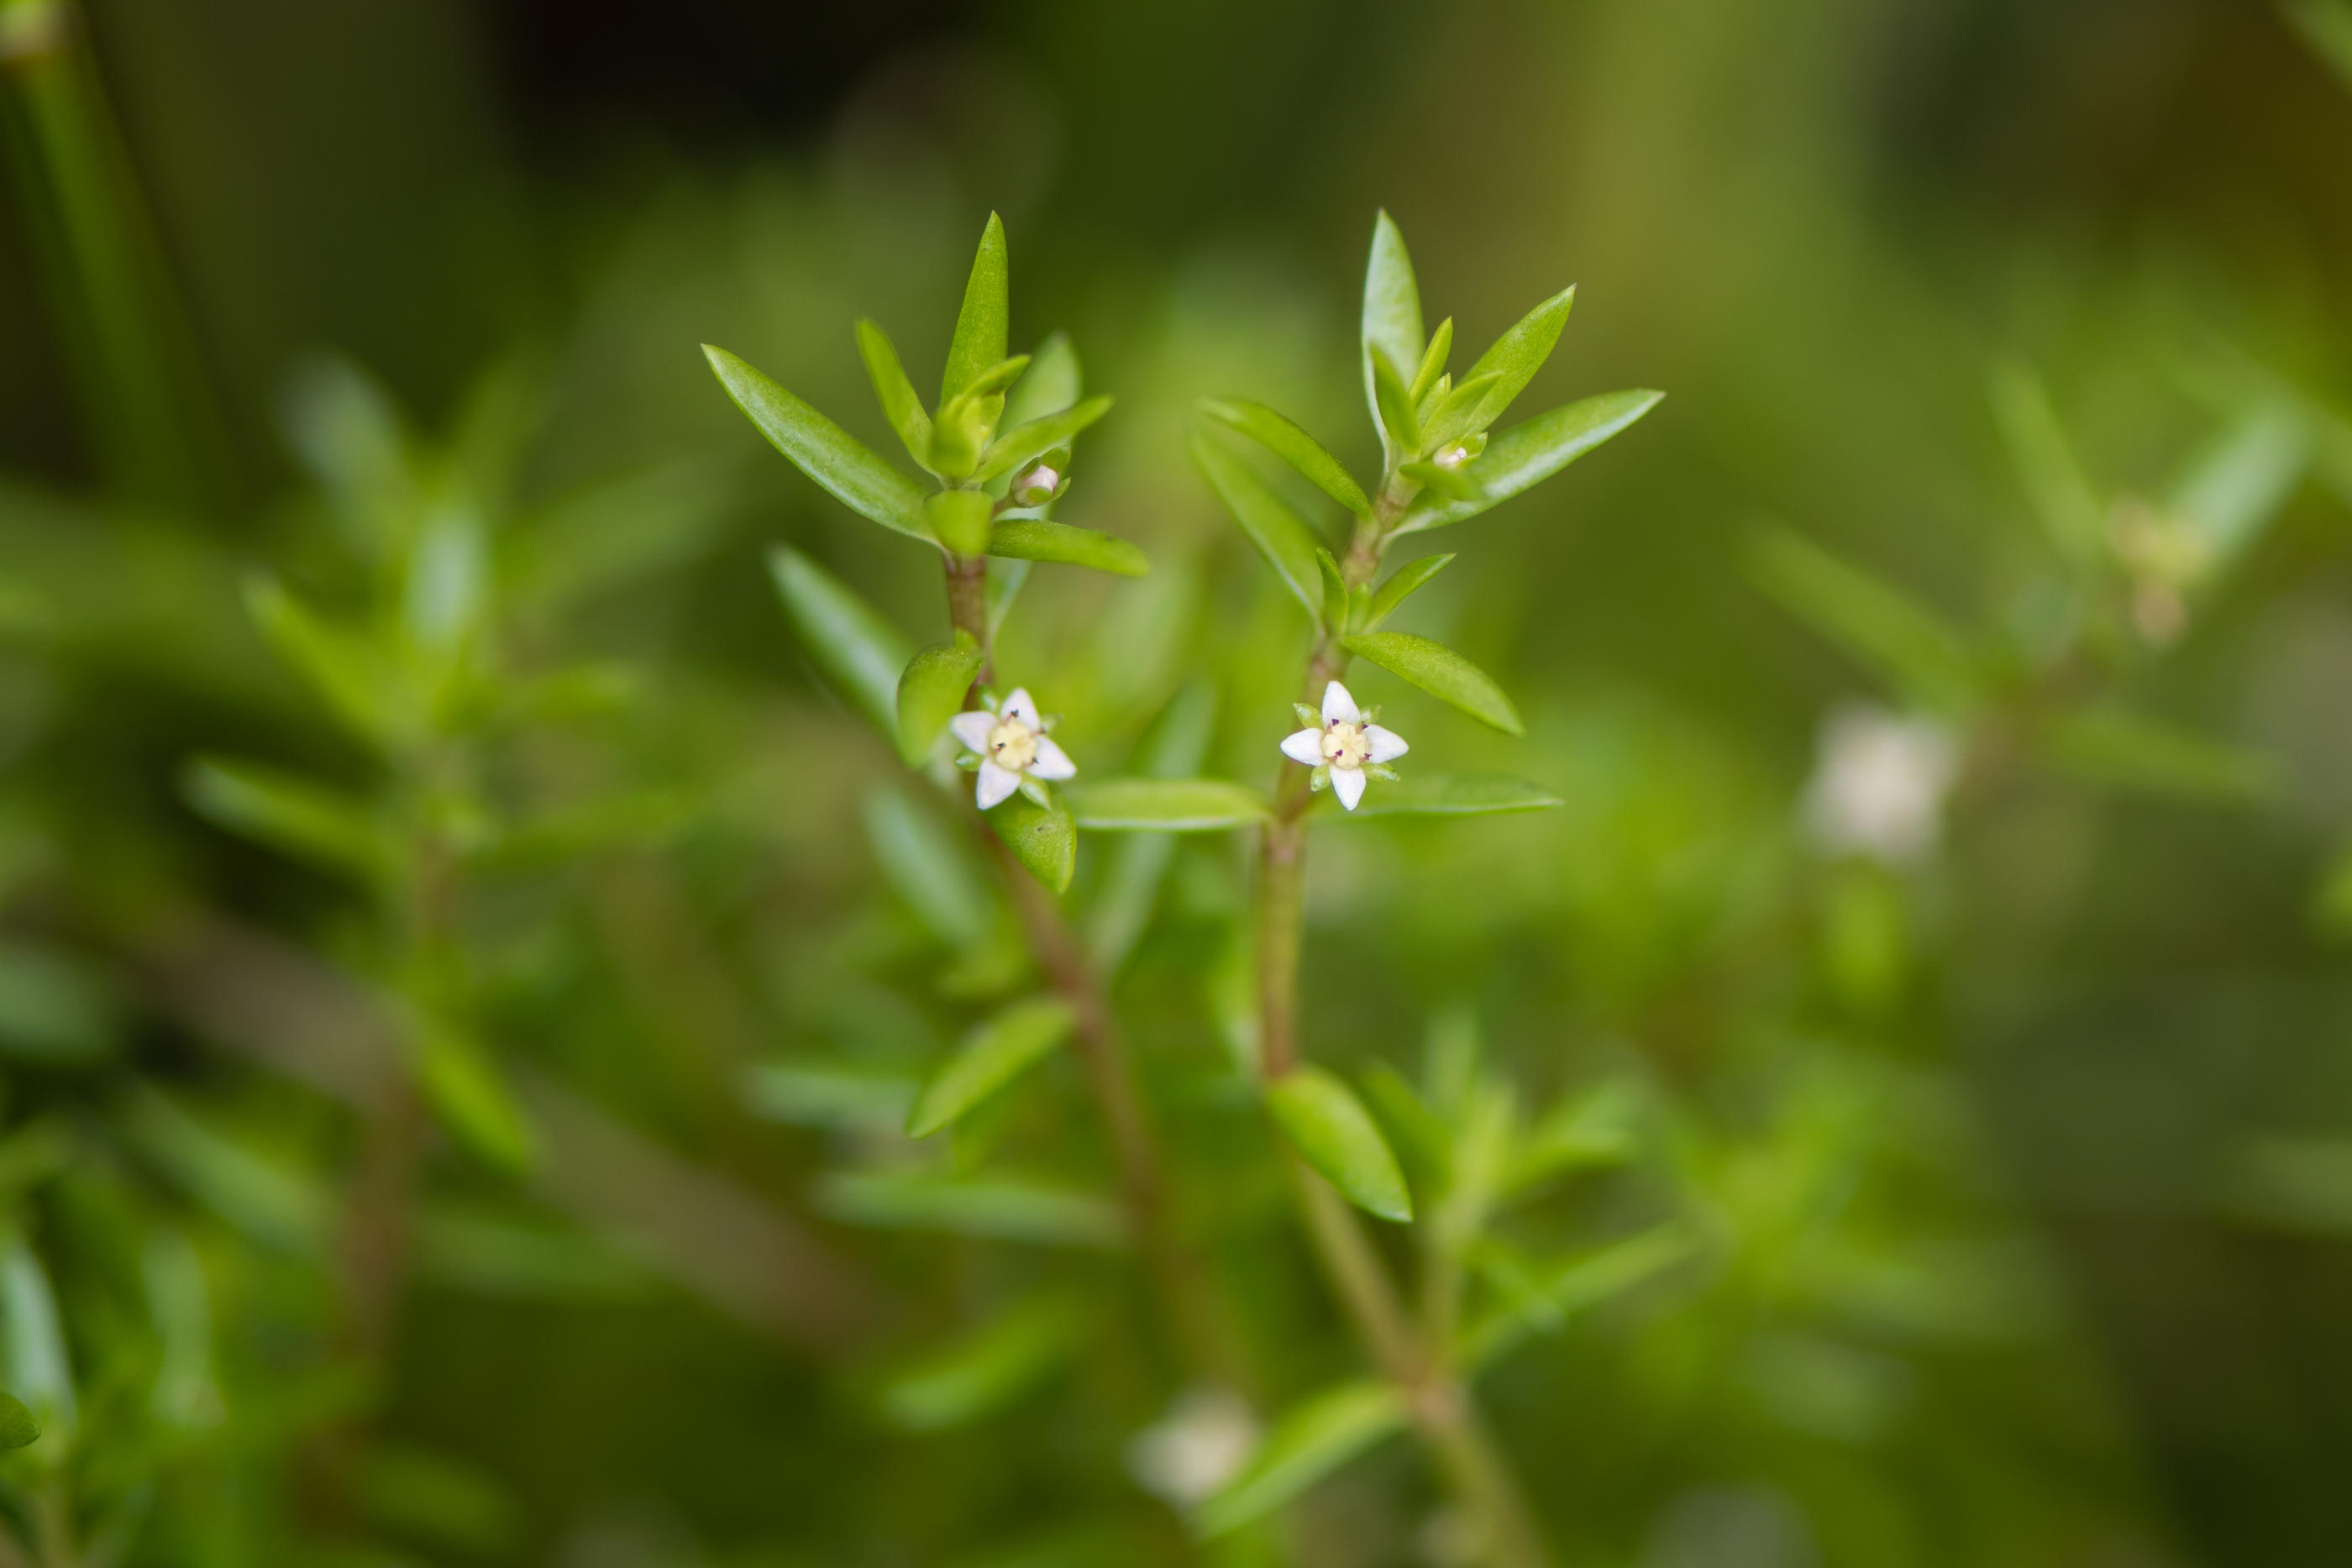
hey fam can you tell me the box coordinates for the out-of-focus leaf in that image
[2171,401,2309,571]
[1461,286,1575,433]
[1339,632,1523,736]
[1088,683,1217,972]
[1200,399,1371,517]
[1336,774,1561,818]
[819,1172,1123,1247]
[1400,390,1662,532]
[1989,363,2106,569]
[510,459,736,614]
[988,557,1031,637]
[987,792,1077,894]
[1363,553,1454,627]
[1460,1225,1697,1370]
[768,546,913,742]
[142,1230,223,1429]
[1362,212,1425,460]
[419,1025,538,1174]
[878,1295,1074,1432]
[742,1062,919,1131]
[2041,707,2271,803]
[987,519,1148,578]
[1267,1068,1412,1223]
[1509,1080,1641,1193]
[1192,427,1327,619]
[895,637,983,767]
[1001,333,1082,430]
[978,396,1113,484]
[0,1238,75,1449]
[704,346,932,542]
[865,787,995,951]
[942,212,1011,405]
[0,941,117,1065]
[856,318,935,469]
[1359,1062,1453,1201]
[2284,0,2352,92]
[184,756,386,880]
[244,574,402,744]
[1746,527,1979,712]
[1064,778,1270,831]
[906,997,1077,1138]
[2219,1135,2352,1233]
[1195,1381,1404,1536]
[120,1089,326,1251]
[281,356,414,550]
[0,1392,37,1449]
[402,514,487,674]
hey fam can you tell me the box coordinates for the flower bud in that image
[1010,447,1073,509]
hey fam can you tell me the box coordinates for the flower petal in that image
[1001,688,1042,728]
[1279,728,1326,767]
[1329,763,1367,811]
[1322,680,1361,726]
[1363,724,1409,764]
[948,711,996,753]
[1029,736,1077,780]
[975,760,1022,810]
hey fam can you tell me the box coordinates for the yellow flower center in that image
[1322,721,1369,770]
[987,718,1039,772]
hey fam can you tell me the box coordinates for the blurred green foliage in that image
[0,0,2350,1564]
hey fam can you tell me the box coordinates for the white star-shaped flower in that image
[1279,679,1407,811]
[948,687,1076,810]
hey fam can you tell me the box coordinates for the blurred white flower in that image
[1803,704,1957,864]
[1281,679,1408,811]
[1126,1387,1257,1506]
[948,687,1075,810]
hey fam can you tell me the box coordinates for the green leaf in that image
[244,575,401,745]
[987,519,1147,578]
[1746,528,1979,712]
[1461,286,1575,433]
[2042,707,2272,803]
[1398,460,1480,502]
[855,318,935,470]
[987,791,1077,894]
[1358,1062,1454,1199]
[767,548,913,741]
[703,346,932,542]
[1196,1381,1405,1537]
[1063,778,1271,831]
[1421,370,1507,449]
[1190,427,1326,620]
[1087,683,1217,972]
[1371,349,1423,455]
[1989,363,2104,569]
[878,1295,1074,1432]
[1460,1225,1696,1369]
[183,757,387,880]
[1338,774,1561,818]
[942,212,1011,405]
[1363,553,1454,627]
[1315,547,1351,631]
[1400,389,1662,532]
[819,1171,1121,1247]
[0,1239,75,1449]
[978,395,1114,484]
[1362,211,1425,459]
[0,1392,38,1449]
[743,1061,918,1131]
[1266,1067,1412,1222]
[1339,632,1523,736]
[895,637,984,767]
[1508,1079,1641,1193]
[2285,0,2352,92]
[1000,332,1082,429]
[906,997,1077,1138]
[1409,317,1454,406]
[926,490,995,558]
[1200,399,1371,517]
[2171,402,2308,570]
[419,1025,538,1174]
[865,786,995,950]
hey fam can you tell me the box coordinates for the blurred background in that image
[4,0,2352,1563]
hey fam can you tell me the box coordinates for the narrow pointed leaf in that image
[1338,774,1560,818]
[855,318,934,470]
[768,547,912,741]
[419,1025,538,1174]
[986,519,1147,578]
[1462,286,1575,431]
[906,997,1077,1138]
[1461,1225,1697,1369]
[987,792,1077,894]
[1400,389,1662,532]
[1362,212,1425,457]
[183,757,388,879]
[1200,399,1371,517]
[1063,778,1271,831]
[819,1171,1121,1247]
[942,212,1010,405]
[895,636,983,766]
[2171,402,2309,569]
[0,1241,73,1444]
[1988,363,2103,569]
[864,788,995,950]
[1339,632,1523,736]
[1409,317,1454,406]
[2042,706,2273,803]
[1315,547,1350,630]
[878,1295,1074,1433]
[1088,683,1216,972]
[1000,332,1081,429]
[1399,460,1480,501]
[705,346,932,541]
[0,1392,37,1450]
[1372,349,1422,455]
[1190,428,1325,619]
[244,575,401,744]
[978,395,1114,483]
[1267,1067,1412,1222]
[1422,370,1506,448]
[1195,1381,1404,1537]
[1745,528,1977,712]
[1364,553,1454,627]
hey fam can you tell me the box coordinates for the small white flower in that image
[948,687,1076,810]
[1803,703,1957,865]
[1126,1387,1257,1507]
[1011,460,1062,506]
[1280,679,1408,811]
